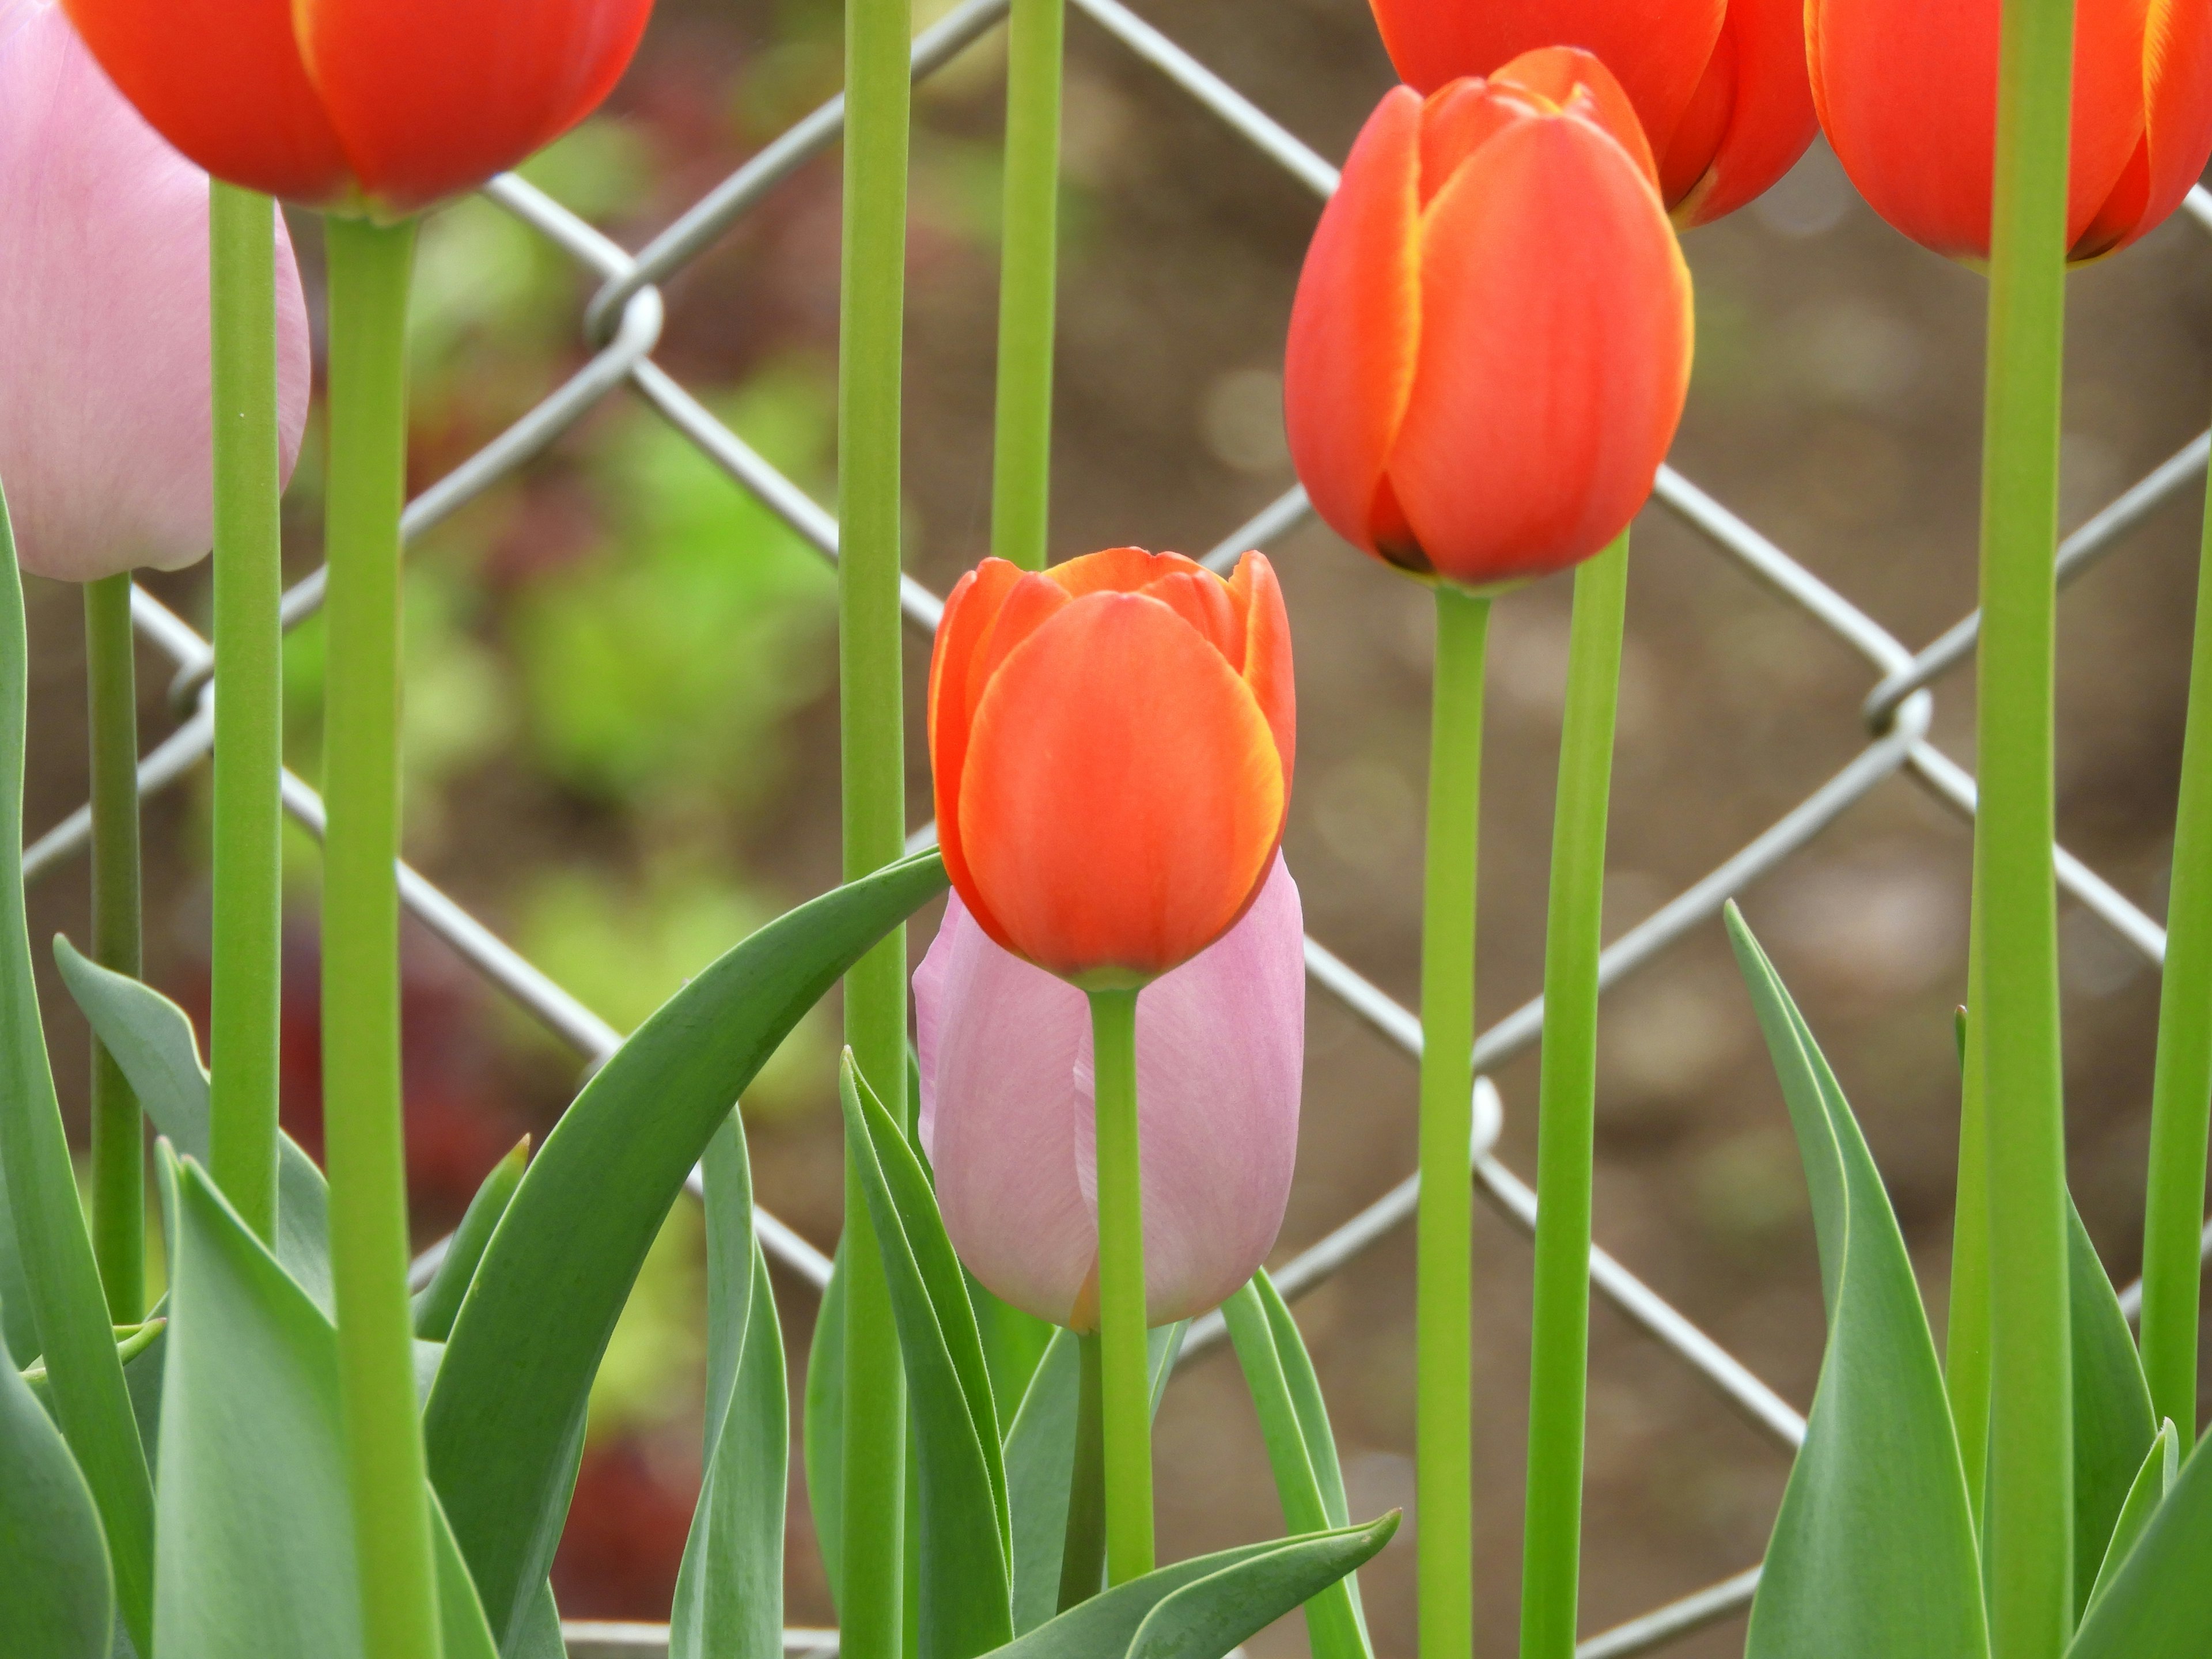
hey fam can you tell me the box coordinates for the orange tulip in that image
[1283,50,1694,590]
[929,547,1294,987]
[1368,0,1818,225]
[1809,0,2212,261]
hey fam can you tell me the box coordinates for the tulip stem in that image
[320,211,442,1659]
[207,181,285,1244]
[1089,984,1153,1584]
[1978,0,2075,1649]
[1059,1328,1108,1611]
[838,0,915,1647]
[1418,582,1490,1659]
[1519,534,1628,1659]
[84,571,144,1320]
[2139,445,2212,1447]
[990,0,1063,573]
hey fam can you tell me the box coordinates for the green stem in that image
[207,181,285,1244]
[1519,536,1628,1659]
[1978,0,2076,1649]
[837,0,914,1647]
[320,213,441,1659]
[1418,584,1490,1659]
[1059,1329,1107,1611]
[84,572,143,1320]
[1949,944,1992,1514]
[990,0,1063,573]
[1089,985,1153,1584]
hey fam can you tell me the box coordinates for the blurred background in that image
[18,0,2212,1652]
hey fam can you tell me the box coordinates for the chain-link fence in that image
[24,0,2212,1652]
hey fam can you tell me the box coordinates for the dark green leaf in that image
[0,1289,112,1657]
[2067,1426,2212,1657]
[2082,1420,2177,1620]
[805,1238,847,1608]
[0,1132,36,1368]
[975,1270,1055,1429]
[1726,906,1987,1659]
[426,849,946,1646]
[413,1135,530,1341]
[432,1493,502,1659]
[2066,1200,2155,1618]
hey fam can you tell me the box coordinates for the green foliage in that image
[2065,1203,2156,1618]
[0,1291,112,1657]
[412,1137,531,1343]
[804,1238,848,1607]
[2066,1429,2212,1656]
[2082,1422,2177,1620]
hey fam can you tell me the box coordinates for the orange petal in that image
[1229,553,1297,801]
[2084,0,2212,255]
[1044,544,1205,598]
[959,594,1285,980]
[929,559,1025,931]
[1671,0,1819,226]
[1420,79,1540,204]
[1284,88,1425,563]
[973,571,1074,724]
[1389,112,1692,588]
[1491,47,1659,187]
[1141,569,1245,668]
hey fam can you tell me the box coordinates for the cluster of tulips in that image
[3,0,2212,1657]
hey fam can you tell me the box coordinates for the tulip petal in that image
[1283,88,1424,567]
[58,0,351,204]
[1491,47,1659,187]
[958,593,1286,980]
[2092,0,2212,255]
[1670,0,1818,226]
[1138,569,1244,668]
[1229,552,1296,801]
[930,559,1027,942]
[1388,113,1692,588]
[1042,545,1200,599]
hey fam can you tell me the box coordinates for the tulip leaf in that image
[0,1135,36,1368]
[412,1136,531,1342]
[0,1290,113,1658]
[0,497,153,1652]
[2082,1419,2179,1621]
[980,1516,1398,1659]
[1725,905,1987,1659]
[1221,1274,1369,1658]
[974,1270,1056,1419]
[670,1110,786,1659]
[2066,1426,2212,1657]
[54,938,333,1316]
[426,849,947,1646]
[804,1237,847,1607]
[2065,1199,2156,1616]
[841,1051,1015,1658]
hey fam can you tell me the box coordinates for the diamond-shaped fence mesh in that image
[24,1,2212,1653]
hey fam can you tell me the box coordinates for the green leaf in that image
[1221,1275,1368,1658]
[2067,1427,2212,1657]
[426,849,946,1646]
[804,1238,847,1607]
[670,1111,787,1659]
[0,491,153,1652]
[2065,1200,2156,1617]
[0,1290,112,1657]
[974,1269,1055,1421]
[841,1051,1014,1658]
[54,940,333,1316]
[0,1132,37,1368]
[1726,906,1987,1659]
[431,1493,503,1659]
[2082,1419,2178,1620]
[412,1135,531,1341]
[983,1517,1398,1659]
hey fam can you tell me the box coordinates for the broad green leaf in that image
[975,1270,1055,1425]
[2082,1419,2178,1619]
[22,1320,165,1412]
[670,1111,786,1659]
[433,1491,503,1659]
[427,849,946,1646]
[0,498,153,1651]
[1221,1276,1367,1658]
[842,1052,1014,1658]
[2065,1200,2155,1617]
[0,1131,36,1367]
[509,1581,567,1659]
[1726,906,1987,1659]
[983,1517,1398,1659]
[0,1290,112,1657]
[2066,1427,2212,1657]
[413,1135,531,1340]
[54,940,332,1315]
[805,1238,847,1606]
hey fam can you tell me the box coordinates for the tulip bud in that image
[1368,0,1818,225]
[59,0,654,217]
[915,859,1305,1329]
[929,546,1296,987]
[1809,0,2212,262]
[0,1,312,583]
[1284,51,1694,591]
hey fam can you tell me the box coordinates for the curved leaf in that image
[0,1136,36,1368]
[413,1137,530,1342]
[2065,1201,2156,1617]
[1726,906,1987,1659]
[2067,1427,2212,1657]
[0,1291,112,1657]
[2082,1419,2177,1620]
[805,1237,847,1607]
[426,850,946,1645]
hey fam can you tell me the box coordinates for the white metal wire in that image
[22,6,2212,1652]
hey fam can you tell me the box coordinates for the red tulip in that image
[1368,0,1818,225]
[1809,0,2212,261]
[928,547,1295,987]
[1283,51,1694,590]
[59,0,653,217]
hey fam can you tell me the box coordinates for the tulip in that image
[1809,0,2212,260]
[59,0,654,217]
[929,545,1296,986]
[915,858,1305,1328]
[1283,50,1694,591]
[0,0,311,582]
[1369,0,1818,225]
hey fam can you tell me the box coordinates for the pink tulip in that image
[915,855,1305,1329]
[0,0,310,584]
